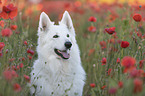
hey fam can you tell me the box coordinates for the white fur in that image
[30,11,86,96]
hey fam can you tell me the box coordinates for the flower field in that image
[0,0,145,96]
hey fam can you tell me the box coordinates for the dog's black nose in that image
[65,41,72,49]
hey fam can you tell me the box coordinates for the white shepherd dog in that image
[30,11,86,96]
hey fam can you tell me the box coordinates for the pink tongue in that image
[61,52,70,58]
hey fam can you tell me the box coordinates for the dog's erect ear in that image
[39,12,54,31]
[60,11,74,31]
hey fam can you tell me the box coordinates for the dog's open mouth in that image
[54,49,70,59]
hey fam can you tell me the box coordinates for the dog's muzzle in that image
[54,41,72,59]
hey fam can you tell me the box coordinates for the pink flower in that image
[109,87,117,94]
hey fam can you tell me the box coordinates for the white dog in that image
[30,11,86,96]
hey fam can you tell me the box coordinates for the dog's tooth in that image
[67,49,70,54]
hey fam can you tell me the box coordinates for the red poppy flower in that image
[107,68,112,76]
[129,69,144,78]
[74,1,81,7]
[139,60,144,68]
[0,52,3,57]
[11,70,18,77]
[105,27,116,35]
[12,65,17,71]
[19,63,24,68]
[24,41,28,45]
[88,49,95,56]
[101,57,107,65]
[88,16,97,22]
[1,28,13,37]
[121,41,129,48]
[10,25,17,30]
[117,40,122,44]
[118,81,123,88]
[112,32,118,38]
[133,14,142,22]
[121,56,136,73]
[108,38,115,44]
[17,65,20,70]
[0,3,18,19]
[9,58,15,62]
[116,58,120,63]
[0,20,5,28]
[88,26,96,32]
[3,69,18,81]
[90,83,95,88]
[27,49,34,55]
[133,78,143,93]
[3,70,12,81]
[99,41,106,50]
[19,57,25,61]
[13,83,21,92]
[24,75,30,82]
[109,87,117,94]
[0,42,5,51]
[64,3,71,10]
[101,85,106,90]
[28,55,32,60]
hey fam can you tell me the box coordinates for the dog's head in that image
[37,11,76,60]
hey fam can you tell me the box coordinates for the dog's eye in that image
[67,34,69,37]
[53,35,59,38]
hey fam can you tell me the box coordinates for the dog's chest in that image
[39,70,76,95]
[42,67,75,84]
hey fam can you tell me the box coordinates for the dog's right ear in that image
[39,12,54,31]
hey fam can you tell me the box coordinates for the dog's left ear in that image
[60,11,75,35]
